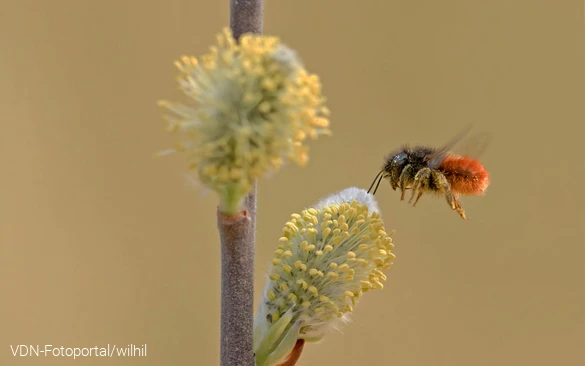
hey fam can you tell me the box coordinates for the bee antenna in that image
[367,170,385,195]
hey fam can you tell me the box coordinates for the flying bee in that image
[367,125,491,220]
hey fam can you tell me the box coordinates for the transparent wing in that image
[427,124,491,168]
[451,131,492,160]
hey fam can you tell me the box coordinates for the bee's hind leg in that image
[434,172,468,220]
[410,168,432,207]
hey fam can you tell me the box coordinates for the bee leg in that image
[434,172,468,220]
[412,191,424,207]
[454,197,467,220]
[398,164,414,201]
[410,168,431,206]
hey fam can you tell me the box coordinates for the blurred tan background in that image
[1,0,584,365]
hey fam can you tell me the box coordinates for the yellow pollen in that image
[282,264,292,272]
[283,250,293,257]
[314,307,324,314]
[288,293,298,302]
[347,251,356,258]
[320,295,330,302]
[302,301,311,308]
[267,290,276,301]
[272,258,281,266]
[308,286,318,296]
[269,273,280,281]
[285,222,298,233]
[309,268,319,276]
[315,250,323,256]
[324,245,333,252]
[294,260,303,268]
[372,280,384,289]
[329,263,338,269]
[279,282,289,291]
[322,227,332,237]
[359,244,369,251]
[361,280,373,289]
[271,312,280,322]
[297,279,308,290]
[326,272,339,279]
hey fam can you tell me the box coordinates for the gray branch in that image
[218,182,258,366]
[230,0,264,38]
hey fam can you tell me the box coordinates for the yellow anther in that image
[297,279,308,289]
[308,286,318,297]
[326,272,339,280]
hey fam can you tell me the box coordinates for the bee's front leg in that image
[398,164,414,201]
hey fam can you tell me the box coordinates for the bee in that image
[367,126,490,220]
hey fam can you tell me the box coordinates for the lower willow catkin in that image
[254,187,396,366]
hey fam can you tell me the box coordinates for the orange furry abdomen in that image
[439,155,490,195]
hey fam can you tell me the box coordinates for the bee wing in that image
[451,132,492,159]
[426,124,473,168]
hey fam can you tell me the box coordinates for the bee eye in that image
[392,152,408,165]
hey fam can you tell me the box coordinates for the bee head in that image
[384,150,409,190]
